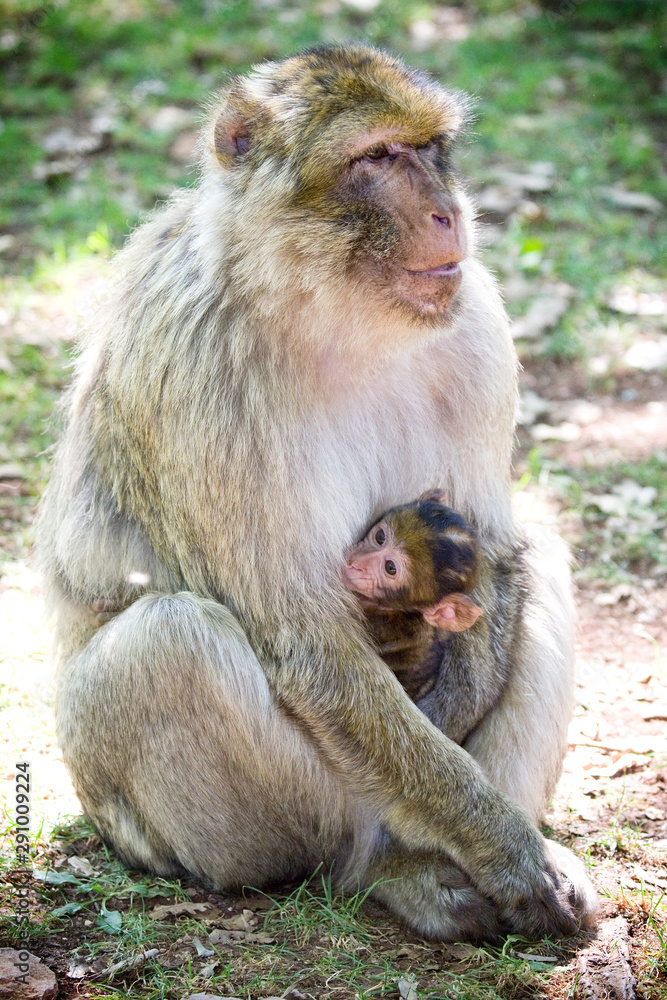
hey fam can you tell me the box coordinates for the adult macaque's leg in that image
[56,587,591,941]
[365,843,505,941]
[56,592,375,886]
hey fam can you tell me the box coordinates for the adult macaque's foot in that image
[368,852,504,942]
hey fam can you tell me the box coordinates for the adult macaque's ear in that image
[214,82,256,167]
[214,109,252,167]
[420,488,448,504]
[423,593,483,632]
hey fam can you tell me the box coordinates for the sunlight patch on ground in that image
[0,563,80,830]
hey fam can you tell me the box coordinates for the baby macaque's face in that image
[343,501,484,633]
[342,518,408,605]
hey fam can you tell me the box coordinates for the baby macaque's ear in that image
[423,594,483,632]
[419,488,448,504]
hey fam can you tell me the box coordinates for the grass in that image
[2,807,664,997]
[1,0,666,304]
[2,817,598,998]
[519,452,667,584]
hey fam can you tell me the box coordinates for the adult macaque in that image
[343,493,483,701]
[38,45,597,941]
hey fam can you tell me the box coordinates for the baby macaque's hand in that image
[423,593,483,632]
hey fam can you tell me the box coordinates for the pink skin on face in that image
[341,548,407,601]
[342,520,407,604]
[343,516,484,632]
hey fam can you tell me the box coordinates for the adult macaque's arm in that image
[270,625,577,933]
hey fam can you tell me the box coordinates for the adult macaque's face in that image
[341,137,467,316]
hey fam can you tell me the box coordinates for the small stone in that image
[170,131,199,164]
[496,169,554,193]
[600,185,663,213]
[517,390,552,426]
[340,0,381,9]
[192,937,215,957]
[511,292,571,340]
[41,127,102,157]
[132,79,167,101]
[0,949,58,999]
[0,463,26,479]
[608,285,667,316]
[517,200,546,221]
[530,421,580,442]
[33,159,78,181]
[561,400,603,426]
[623,336,667,372]
[149,106,196,134]
[475,184,521,219]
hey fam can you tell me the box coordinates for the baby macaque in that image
[343,493,482,701]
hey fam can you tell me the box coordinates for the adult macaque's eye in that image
[375,527,386,545]
[384,560,397,576]
[363,146,397,163]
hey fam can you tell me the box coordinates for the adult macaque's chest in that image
[303,352,454,528]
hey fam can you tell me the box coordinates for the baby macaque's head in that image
[343,492,483,632]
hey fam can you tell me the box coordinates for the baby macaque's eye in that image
[384,560,397,576]
[375,528,386,545]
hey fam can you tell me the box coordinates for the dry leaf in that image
[67,856,95,876]
[393,944,427,960]
[218,908,257,931]
[67,962,93,979]
[207,926,275,945]
[200,959,220,977]
[208,929,233,946]
[150,901,211,920]
[630,864,667,889]
[438,943,487,963]
[192,936,215,957]
[233,931,275,944]
[398,976,418,1000]
[103,948,159,978]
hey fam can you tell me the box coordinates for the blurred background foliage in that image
[0,0,666,584]
[0,0,665,276]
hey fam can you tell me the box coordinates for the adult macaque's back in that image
[38,46,597,941]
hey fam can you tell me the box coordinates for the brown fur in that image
[345,499,482,702]
[37,45,597,941]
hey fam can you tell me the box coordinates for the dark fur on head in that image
[370,499,479,611]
